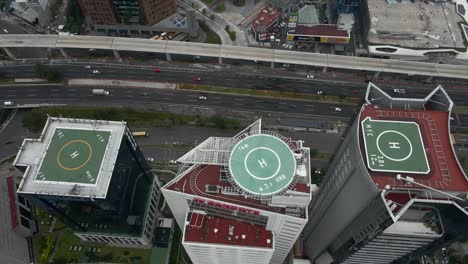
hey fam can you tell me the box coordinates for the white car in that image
[334,107,342,112]
[198,96,207,100]
[84,66,91,69]
[147,157,154,162]
[317,90,323,95]
[307,75,315,79]
[3,29,8,33]
[393,88,405,94]
[92,70,100,74]
[3,101,14,106]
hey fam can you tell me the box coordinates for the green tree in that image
[225,25,230,32]
[47,69,63,83]
[35,63,47,78]
[51,257,68,264]
[23,109,47,132]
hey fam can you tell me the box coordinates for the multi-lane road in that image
[2,62,468,105]
[1,84,355,119]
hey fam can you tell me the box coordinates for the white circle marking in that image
[244,147,281,181]
[376,130,413,162]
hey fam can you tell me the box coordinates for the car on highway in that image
[147,157,154,162]
[334,107,342,112]
[317,91,323,95]
[92,70,100,74]
[192,77,201,82]
[198,96,207,100]
[307,75,315,79]
[84,66,91,69]
[3,29,8,33]
[393,88,405,94]
[154,68,161,73]
[3,101,14,106]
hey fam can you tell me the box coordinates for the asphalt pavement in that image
[2,62,468,107]
[0,84,356,119]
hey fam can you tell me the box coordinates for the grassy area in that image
[33,210,151,264]
[169,226,184,264]
[225,26,236,41]
[180,83,361,105]
[64,0,83,34]
[234,0,246,6]
[454,106,468,114]
[200,23,221,44]
[214,3,225,12]
[51,0,64,21]
[22,106,241,132]
[201,0,215,5]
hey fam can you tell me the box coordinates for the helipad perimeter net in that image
[227,132,297,197]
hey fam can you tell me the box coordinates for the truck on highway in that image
[92,89,109,96]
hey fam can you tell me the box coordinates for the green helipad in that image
[361,117,429,174]
[36,128,111,184]
[228,134,296,196]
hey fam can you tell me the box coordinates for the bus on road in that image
[132,131,149,137]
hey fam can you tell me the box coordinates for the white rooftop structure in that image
[367,0,467,49]
[13,117,126,199]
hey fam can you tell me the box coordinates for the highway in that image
[0,84,357,119]
[1,34,468,79]
[2,62,468,106]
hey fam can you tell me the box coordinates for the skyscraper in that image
[304,83,468,264]
[78,0,176,25]
[13,117,160,247]
[162,120,313,264]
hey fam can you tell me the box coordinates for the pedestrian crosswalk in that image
[67,61,215,72]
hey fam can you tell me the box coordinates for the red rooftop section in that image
[359,105,468,192]
[184,212,273,248]
[6,176,19,229]
[295,25,349,38]
[252,6,281,34]
[165,165,309,216]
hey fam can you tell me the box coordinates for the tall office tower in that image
[162,120,313,264]
[78,0,176,25]
[13,117,160,248]
[137,0,177,25]
[77,0,119,24]
[304,83,468,264]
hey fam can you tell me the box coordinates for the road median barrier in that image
[179,83,360,105]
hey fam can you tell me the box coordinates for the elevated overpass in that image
[1,34,467,79]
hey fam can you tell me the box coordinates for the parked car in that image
[307,75,315,79]
[334,107,342,112]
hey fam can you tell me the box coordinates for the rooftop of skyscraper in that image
[183,211,274,248]
[359,84,468,192]
[164,120,312,218]
[14,117,127,199]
